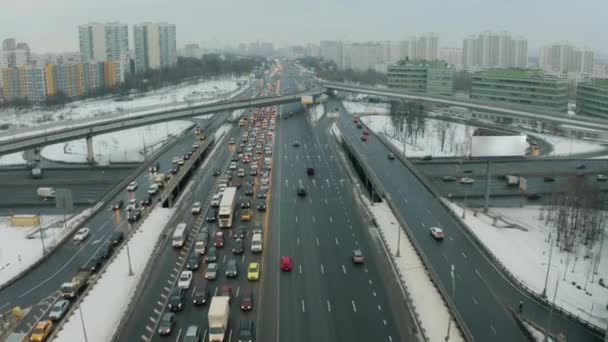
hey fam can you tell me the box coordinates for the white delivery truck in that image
[208,296,230,342]
[37,187,55,199]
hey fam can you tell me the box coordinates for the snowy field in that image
[342,100,389,115]
[40,120,193,165]
[0,79,245,130]
[529,132,607,157]
[55,206,175,342]
[0,152,26,166]
[309,103,325,122]
[0,208,94,287]
[443,201,608,328]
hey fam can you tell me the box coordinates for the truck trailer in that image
[208,296,230,341]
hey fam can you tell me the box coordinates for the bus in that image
[172,223,188,248]
[218,187,237,228]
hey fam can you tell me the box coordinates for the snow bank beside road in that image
[54,206,175,342]
[443,201,608,328]
[342,100,389,115]
[0,152,26,166]
[310,103,325,122]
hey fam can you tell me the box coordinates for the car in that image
[109,231,124,245]
[172,157,180,164]
[241,201,251,209]
[247,262,260,281]
[292,141,300,147]
[167,287,185,311]
[237,169,246,177]
[126,198,138,211]
[232,179,242,189]
[226,258,239,278]
[239,290,254,311]
[170,166,179,174]
[111,200,124,210]
[126,181,138,191]
[48,299,70,321]
[280,256,293,271]
[363,130,370,135]
[233,227,246,239]
[214,231,224,247]
[257,191,267,199]
[141,196,153,207]
[356,123,363,129]
[462,170,473,174]
[597,174,608,181]
[148,183,159,195]
[257,201,267,212]
[191,202,202,214]
[192,288,209,305]
[149,162,160,173]
[73,227,90,242]
[232,239,245,254]
[82,256,102,273]
[205,262,218,280]
[157,312,176,335]
[388,153,395,160]
[183,325,201,342]
[30,320,53,342]
[442,176,457,182]
[244,187,254,196]
[127,209,142,222]
[100,243,114,259]
[177,158,185,166]
[250,169,258,176]
[219,285,233,302]
[352,249,364,264]
[178,270,193,289]
[430,227,445,240]
[212,169,221,176]
[422,155,433,161]
[229,162,237,170]
[459,177,474,184]
[240,209,253,222]
[238,320,255,342]
[297,186,307,197]
[576,164,586,170]
[186,252,200,271]
[527,193,542,200]
[205,246,218,262]
[206,210,217,222]
[543,177,556,182]
[183,152,191,160]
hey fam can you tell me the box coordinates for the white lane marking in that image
[462,252,467,259]
[490,325,497,335]
[472,297,478,305]
[449,236,454,241]
[403,198,408,204]
[316,236,320,246]
[312,216,316,223]
[302,299,306,312]
[145,326,154,333]
[475,269,482,278]
[421,222,426,228]
[378,304,382,311]
[383,319,387,326]
[297,237,300,246]
[320,264,325,274]
[427,209,431,214]
[299,264,302,274]
[335,237,339,245]
[352,300,357,312]
[175,328,182,342]
[372,291,377,297]
[369,279,373,285]
[236,286,240,297]
[329,216,333,223]
[327,300,332,312]
[295,216,298,223]
[388,336,393,342]
[342,265,347,275]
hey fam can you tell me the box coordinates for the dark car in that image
[233,227,246,240]
[167,287,185,311]
[142,196,153,207]
[206,210,217,222]
[111,200,124,210]
[149,162,160,173]
[576,164,586,170]
[422,155,432,161]
[100,243,114,259]
[250,169,258,176]
[257,201,266,212]
[170,167,179,174]
[158,312,176,336]
[297,186,307,197]
[192,287,209,305]
[232,239,245,254]
[205,246,218,262]
[231,155,239,162]
[292,141,300,147]
[238,320,255,342]
[244,187,254,196]
[543,177,556,182]
[307,167,315,176]
[109,231,124,245]
[257,191,267,199]
[219,285,233,302]
[82,256,102,273]
[127,210,141,222]
[212,169,221,176]
[214,231,225,248]
[225,258,238,278]
[356,123,362,129]
[239,291,254,311]
[527,193,542,200]
[186,252,200,271]
[241,201,251,209]
[442,176,457,182]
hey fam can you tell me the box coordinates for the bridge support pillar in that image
[86,135,95,164]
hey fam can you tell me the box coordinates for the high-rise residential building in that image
[539,43,594,75]
[415,33,439,61]
[179,44,205,59]
[341,42,385,71]
[387,60,454,96]
[305,43,320,58]
[440,47,462,68]
[1,67,25,101]
[2,38,16,51]
[53,63,85,98]
[320,41,343,69]
[0,41,31,69]
[577,79,608,119]
[133,22,177,74]
[21,65,54,102]
[461,31,527,70]
[470,69,568,112]
[78,22,129,82]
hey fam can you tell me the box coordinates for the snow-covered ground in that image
[309,103,325,122]
[40,120,193,165]
[55,206,175,342]
[529,132,607,157]
[443,201,608,328]
[0,152,26,166]
[0,207,95,287]
[342,100,389,115]
[364,198,465,342]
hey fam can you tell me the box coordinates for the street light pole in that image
[445,264,456,341]
[542,229,554,298]
[462,188,468,219]
[545,271,560,342]
[126,241,134,276]
[396,225,401,257]
[76,290,89,342]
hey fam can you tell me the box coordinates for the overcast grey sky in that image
[2,0,606,55]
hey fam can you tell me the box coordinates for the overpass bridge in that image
[323,82,608,134]
[0,89,324,159]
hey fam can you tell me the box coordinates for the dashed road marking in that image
[472,297,478,305]
[352,300,357,312]
[320,264,325,274]
[342,265,347,275]
[327,300,332,312]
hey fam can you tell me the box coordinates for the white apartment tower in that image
[461,31,527,70]
[78,22,129,82]
[134,22,177,74]
[540,43,594,74]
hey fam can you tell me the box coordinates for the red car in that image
[219,285,232,303]
[353,119,358,124]
[361,136,368,142]
[213,231,224,247]
[363,130,370,135]
[352,249,365,264]
[280,256,293,271]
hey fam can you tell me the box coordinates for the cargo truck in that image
[301,95,313,105]
[208,296,230,341]
[60,269,91,299]
[37,187,55,199]
[506,175,520,186]
[31,168,43,179]
[155,173,167,187]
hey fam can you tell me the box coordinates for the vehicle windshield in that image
[209,327,224,335]
[33,327,45,335]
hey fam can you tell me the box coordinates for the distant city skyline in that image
[1,0,607,56]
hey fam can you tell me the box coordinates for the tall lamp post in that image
[445,264,456,341]
[126,241,134,276]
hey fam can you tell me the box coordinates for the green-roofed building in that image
[577,79,608,119]
[471,69,569,112]
[387,60,454,96]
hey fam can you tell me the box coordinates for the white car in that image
[430,227,445,240]
[229,162,237,170]
[177,270,193,289]
[205,263,218,280]
[597,174,607,181]
[148,183,159,195]
[191,202,202,215]
[211,194,222,207]
[459,177,475,184]
[126,181,138,191]
[48,299,70,321]
[126,198,138,211]
[73,227,90,242]
[177,158,185,166]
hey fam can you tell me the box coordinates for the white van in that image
[211,193,222,207]
[251,233,263,253]
[172,223,188,248]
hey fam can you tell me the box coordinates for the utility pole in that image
[445,264,456,341]
[76,290,89,342]
[545,272,560,342]
[542,229,554,298]
[38,215,46,254]
[126,241,134,276]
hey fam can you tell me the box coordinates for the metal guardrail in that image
[339,131,475,342]
[364,121,606,338]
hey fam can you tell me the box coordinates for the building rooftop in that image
[392,59,448,68]
[476,68,547,79]
[589,78,608,89]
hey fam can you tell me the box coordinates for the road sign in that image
[55,188,74,211]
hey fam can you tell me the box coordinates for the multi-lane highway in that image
[330,97,604,341]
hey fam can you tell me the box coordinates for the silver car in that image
[49,299,70,321]
[205,262,218,280]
